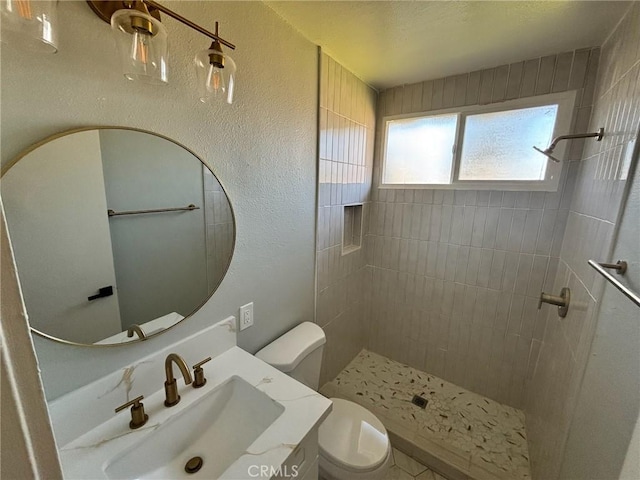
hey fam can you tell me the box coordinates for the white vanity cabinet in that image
[274,428,320,480]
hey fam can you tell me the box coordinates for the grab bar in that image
[107,204,199,217]
[588,260,640,307]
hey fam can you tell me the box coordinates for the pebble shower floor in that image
[321,350,531,480]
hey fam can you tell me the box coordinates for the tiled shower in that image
[316,3,640,480]
[367,45,598,409]
[317,53,377,386]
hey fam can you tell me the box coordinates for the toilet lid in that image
[319,398,389,472]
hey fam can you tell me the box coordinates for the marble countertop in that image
[50,319,332,479]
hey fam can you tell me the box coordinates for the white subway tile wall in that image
[367,47,601,409]
[525,4,640,480]
[317,52,377,385]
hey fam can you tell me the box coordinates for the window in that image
[381,92,576,191]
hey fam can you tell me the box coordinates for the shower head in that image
[533,145,561,163]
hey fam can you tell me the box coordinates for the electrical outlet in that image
[239,302,254,330]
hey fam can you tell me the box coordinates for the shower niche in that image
[342,203,363,255]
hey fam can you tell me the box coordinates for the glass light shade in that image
[195,48,236,104]
[110,9,168,85]
[1,0,58,53]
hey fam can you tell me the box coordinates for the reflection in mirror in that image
[1,129,234,346]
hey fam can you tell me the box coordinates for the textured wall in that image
[1,1,318,399]
[526,3,640,479]
[1,210,63,478]
[317,52,377,385]
[367,47,599,408]
[560,145,639,480]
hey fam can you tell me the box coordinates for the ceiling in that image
[266,1,632,90]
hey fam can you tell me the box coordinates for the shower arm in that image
[546,128,604,151]
[533,127,604,162]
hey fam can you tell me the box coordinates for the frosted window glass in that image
[383,114,457,184]
[459,105,558,181]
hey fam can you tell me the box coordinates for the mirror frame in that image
[1,126,236,347]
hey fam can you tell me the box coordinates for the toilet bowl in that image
[318,398,392,480]
[255,323,391,480]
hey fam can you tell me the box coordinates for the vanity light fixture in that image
[194,22,236,104]
[87,0,237,103]
[109,1,168,85]
[0,0,58,53]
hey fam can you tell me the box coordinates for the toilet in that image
[255,322,392,480]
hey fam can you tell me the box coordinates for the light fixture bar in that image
[87,1,235,49]
[142,0,235,50]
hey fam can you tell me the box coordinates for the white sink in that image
[52,323,332,480]
[104,376,284,479]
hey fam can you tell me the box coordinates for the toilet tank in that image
[255,322,326,390]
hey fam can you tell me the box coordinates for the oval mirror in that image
[1,128,235,346]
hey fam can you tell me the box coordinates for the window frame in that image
[380,91,577,192]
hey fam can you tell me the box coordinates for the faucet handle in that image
[192,357,211,388]
[115,395,148,429]
[192,357,212,388]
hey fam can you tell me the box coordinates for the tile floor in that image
[388,447,449,480]
[321,350,531,480]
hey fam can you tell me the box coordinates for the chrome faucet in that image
[164,353,193,407]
